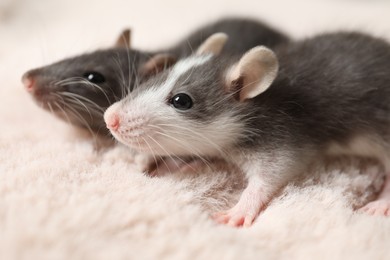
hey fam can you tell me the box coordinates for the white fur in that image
[107,92,243,157]
[165,55,212,91]
[132,55,213,103]
[153,112,244,157]
[106,53,245,157]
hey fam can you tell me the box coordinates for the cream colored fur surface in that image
[1,0,390,259]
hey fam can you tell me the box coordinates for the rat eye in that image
[171,93,193,110]
[83,72,105,84]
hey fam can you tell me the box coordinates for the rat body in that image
[22,18,289,138]
[104,32,390,226]
[168,18,288,57]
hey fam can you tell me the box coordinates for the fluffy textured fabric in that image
[1,0,390,259]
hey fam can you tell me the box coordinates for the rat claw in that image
[227,216,245,227]
[213,210,256,227]
[358,200,390,217]
[243,215,255,227]
[212,176,268,227]
[212,212,230,224]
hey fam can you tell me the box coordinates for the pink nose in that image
[106,114,120,131]
[22,74,35,92]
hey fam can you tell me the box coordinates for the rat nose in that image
[106,113,120,131]
[22,72,35,92]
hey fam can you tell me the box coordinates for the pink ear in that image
[196,33,228,56]
[115,29,131,48]
[226,46,279,102]
[138,53,177,78]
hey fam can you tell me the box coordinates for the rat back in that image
[238,32,390,162]
[168,17,289,57]
[113,32,390,159]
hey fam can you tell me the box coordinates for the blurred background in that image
[1,0,390,101]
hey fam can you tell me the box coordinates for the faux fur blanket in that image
[1,0,390,259]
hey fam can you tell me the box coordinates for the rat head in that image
[21,29,152,135]
[104,33,279,157]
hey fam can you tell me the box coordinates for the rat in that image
[103,31,390,227]
[21,18,289,139]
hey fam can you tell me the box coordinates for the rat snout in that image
[22,71,36,92]
[104,103,122,131]
[106,113,120,131]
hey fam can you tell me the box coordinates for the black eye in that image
[171,93,193,110]
[83,72,105,84]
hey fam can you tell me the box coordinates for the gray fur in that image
[138,31,390,164]
[117,32,390,225]
[22,17,290,138]
[24,48,150,136]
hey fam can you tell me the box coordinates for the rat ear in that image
[196,32,228,56]
[115,29,131,48]
[226,46,278,102]
[139,53,177,78]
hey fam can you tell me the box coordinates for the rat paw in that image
[358,200,390,216]
[212,206,261,227]
[212,176,269,227]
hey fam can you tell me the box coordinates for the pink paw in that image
[212,177,269,228]
[359,200,390,216]
[213,210,258,227]
[212,201,264,228]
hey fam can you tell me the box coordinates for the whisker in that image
[52,93,103,119]
[61,94,94,120]
[61,101,98,141]
[126,47,132,97]
[111,54,127,100]
[130,53,141,95]
[84,81,111,104]
[146,134,196,173]
[62,98,103,115]
[148,125,214,172]
[47,102,54,115]
[155,122,230,158]
[54,77,83,86]
[136,137,158,173]
[212,78,262,108]
[60,92,105,112]
[53,101,72,125]
[151,130,214,173]
[185,39,195,56]
[57,78,111,104]
[139,136,169,175]
[55,77,95,87]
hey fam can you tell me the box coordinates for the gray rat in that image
[21,18,289,139]
[103,32,390,227]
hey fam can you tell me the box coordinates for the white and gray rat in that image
[103,32,390,227]
[21,18,289,139]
